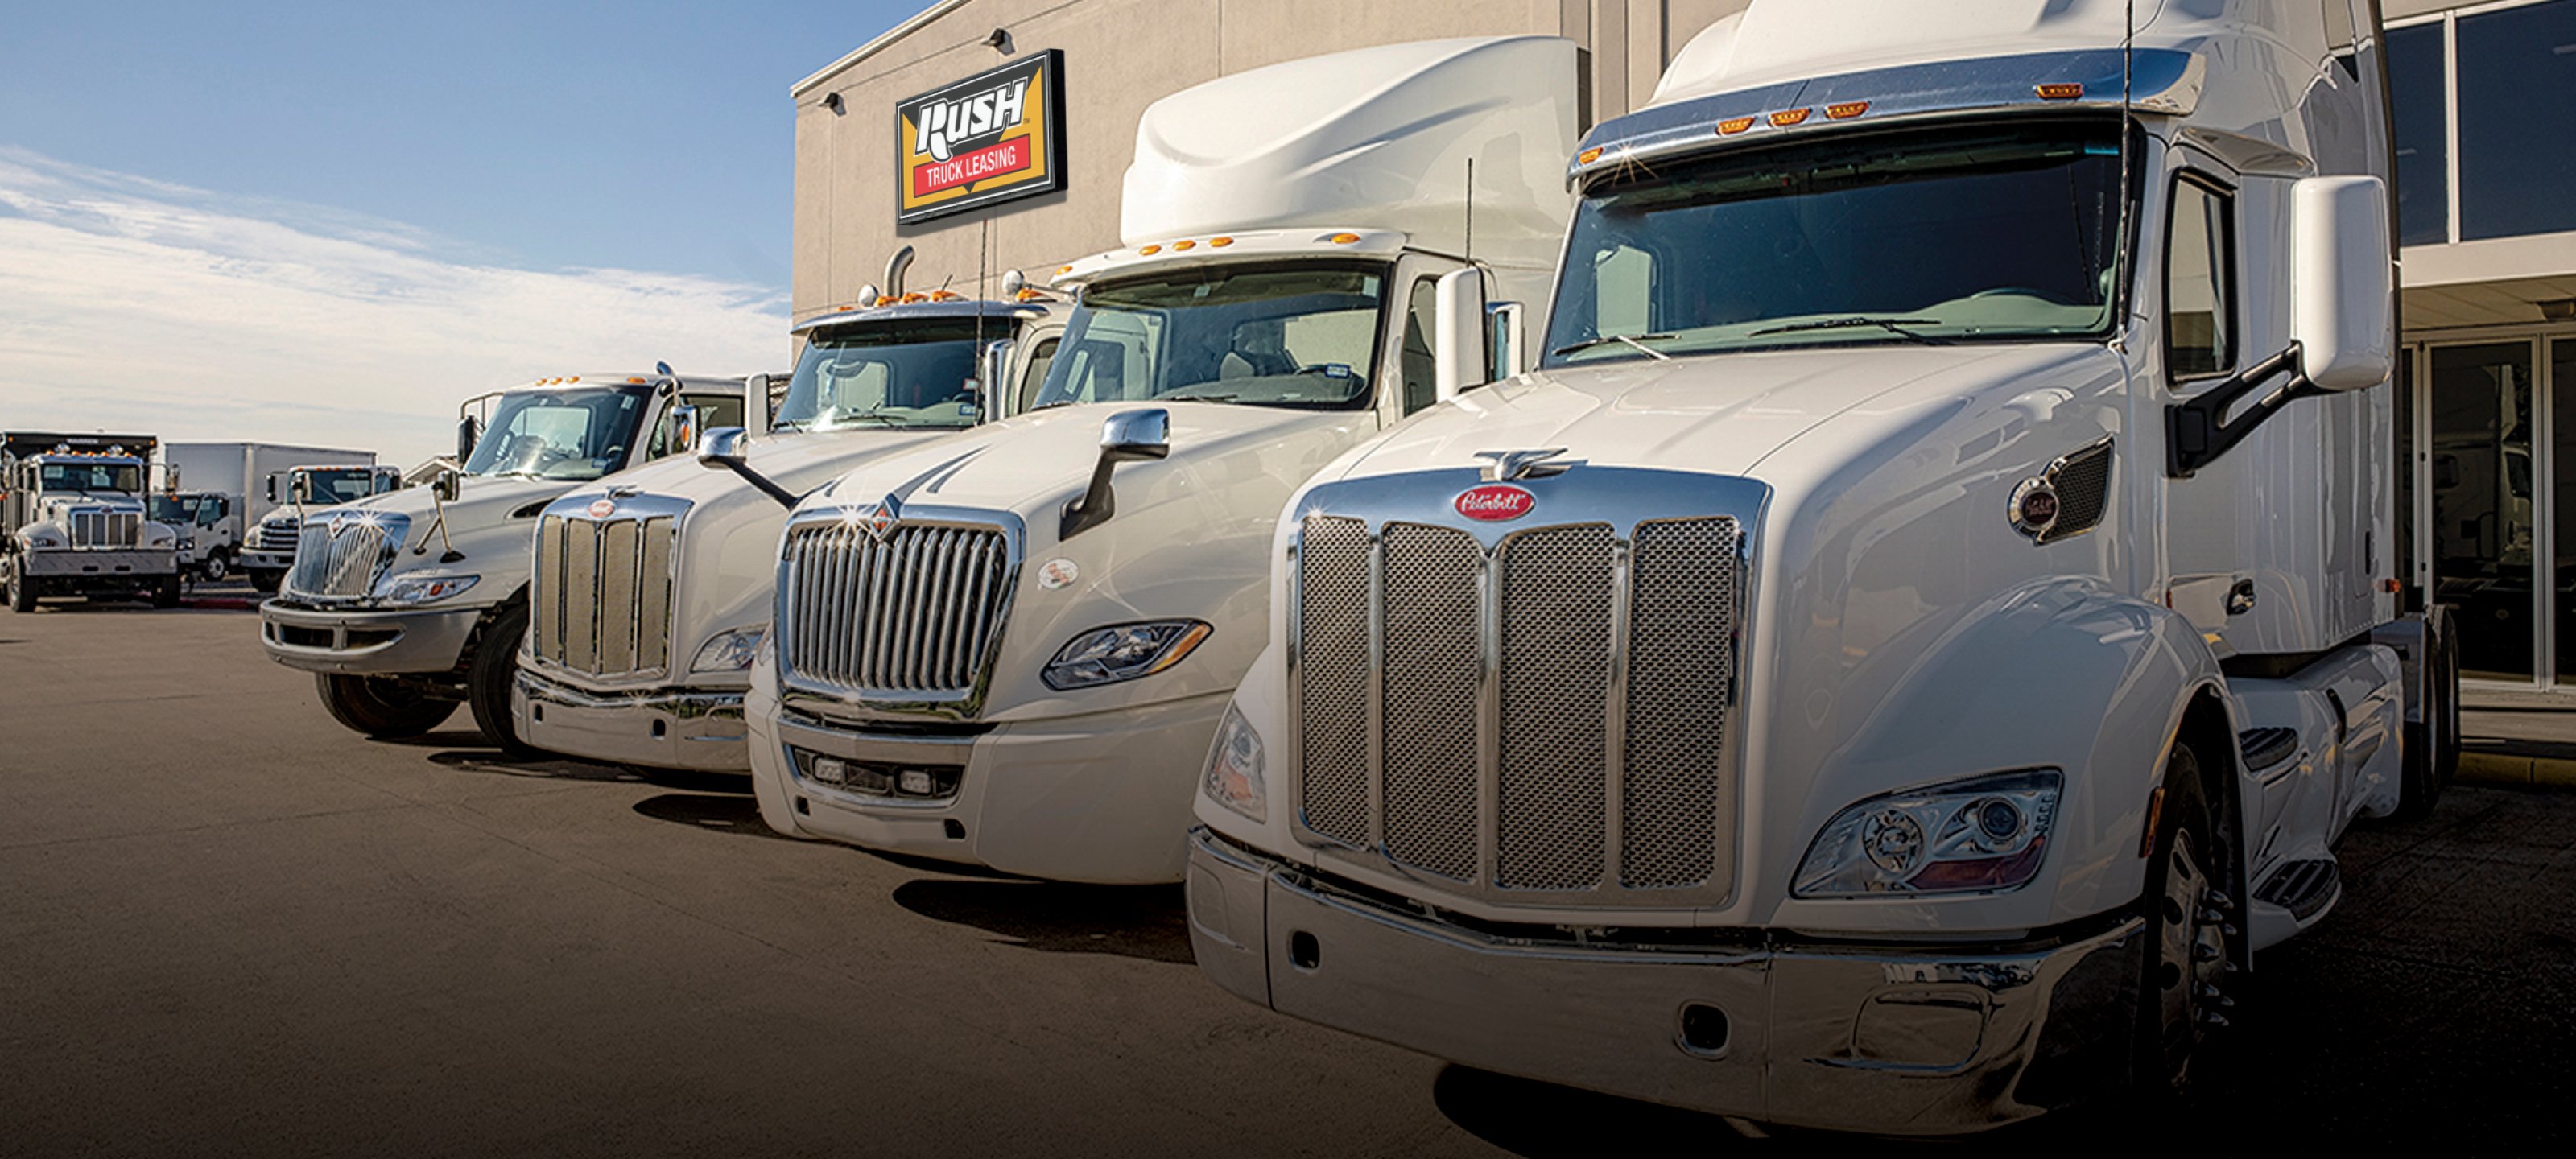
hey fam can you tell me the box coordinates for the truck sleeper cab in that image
[1188,0,2457,1133]
[513,295,1061,773]
[744,36,1582,883]
[259,373,745,752]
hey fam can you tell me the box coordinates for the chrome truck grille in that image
[777,509,1017,711]
[1290,468,1763,907]
[529,496,686,678]
[69,509,141,548]
[254,521,301,552]
[284,512,410,600]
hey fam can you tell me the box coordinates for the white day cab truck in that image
[162,441,382,586]
[260,372,746,751]
[742,36,1580,882]
[514,285,1063,772]
[2,433,183,610]
[1187,0,2460,1134]
[242,464,406,592]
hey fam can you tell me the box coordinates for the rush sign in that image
[895,50,1067,224]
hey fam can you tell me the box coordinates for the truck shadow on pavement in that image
[630,790,795,840]
[890,878,1195,965]
[408,734,748,794]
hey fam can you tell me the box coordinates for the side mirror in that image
[980,340,1015,419]
[457,415,482,462]
[2291,175,2393,392]
[667,404,702,459]
[697,426,750,468]
[1433,268,1489,403]
[1486,301,1528,377]
[433,468,461,503]
[1001,269,1027,298]
[263,475,279,503]
[1063,409,1170,540]
[742,373,772,438]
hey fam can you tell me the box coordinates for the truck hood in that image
[331,474,580,595]
[1330,344,2110,484]
[795,400,1380,720]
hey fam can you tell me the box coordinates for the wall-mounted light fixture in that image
[2541,298,2576,321]
[822,92,845,114]
[984,27,1013,54]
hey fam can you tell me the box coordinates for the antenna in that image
[1463,157,1476,266]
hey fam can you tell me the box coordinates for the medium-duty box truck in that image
[1185,0,2460,1132]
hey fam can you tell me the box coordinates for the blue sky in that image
[0,1,920,465]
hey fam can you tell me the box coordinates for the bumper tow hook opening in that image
[1289,930,1321,971]
[530,704,545,724]
[793,796,810,816]
[942,819,966,840]
[650,720,666,739]
[1679,1003,1730,1057]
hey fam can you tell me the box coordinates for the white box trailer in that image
[162,442,381,582]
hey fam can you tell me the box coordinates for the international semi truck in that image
[513,287,1063,771]
[259,372,747,751]
[242,464,407,592]
[162,441,382,586]
[2,433,183,610]
[742,35,1581,883]
[1185,0,2459,1132]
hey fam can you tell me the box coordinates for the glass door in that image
[2428,340,2540,682]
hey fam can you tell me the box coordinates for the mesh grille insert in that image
[1496,525,1613,890]
[1621,518,1739,889]
[1297,515,1371,848]
[1378,523,1481,879]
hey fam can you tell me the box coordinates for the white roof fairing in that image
[1119,35,1581,274]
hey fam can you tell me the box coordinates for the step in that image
[2254,856,2340,923]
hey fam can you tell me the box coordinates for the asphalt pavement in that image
[2,591,2570,1154]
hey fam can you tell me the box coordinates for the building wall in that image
[789,0,1752,322]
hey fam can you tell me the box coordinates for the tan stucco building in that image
[789,0,1753,319]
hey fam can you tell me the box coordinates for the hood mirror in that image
[979,340,1014,421]
[667,404,702,460]
[290,474,313,505]
[1062,408,1170,540]
[432,468,461,504]
[696,427,799,509]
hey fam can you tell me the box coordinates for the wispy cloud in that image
[0,147,786,469]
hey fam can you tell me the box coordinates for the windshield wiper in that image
[1162,390,1239,402]
[1750,316,1948,344]
[1030,398,1080,412]
[1551,332,1676,361]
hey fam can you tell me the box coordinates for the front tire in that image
[201,549,231,583]
[6,569,35,613]
[249,569,281,594]
[152,574,181,608]
[2395,612,2461,821]
[2136,740,2230,1099]
[467,603,545,759]
[316,674,458,738]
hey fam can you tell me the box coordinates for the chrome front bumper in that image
[241,550,293,572]
[20,549,175,578]
[259,600,481,674]
[1187,829,2144,1135]
[513,669,748,773]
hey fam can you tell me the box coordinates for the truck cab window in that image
[1400,278,1439,414]
[2166,176,2235,380]
[1015,337,1060,414]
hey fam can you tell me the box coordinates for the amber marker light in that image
[1139,244,1161,255]
[1827,101,1869,120]
[1717,116,1757,135]
[626,377,646,384]
[1577,146,1604,164]
[1769,108,1812,126]
[2037,82,2085,100]
[1327,233,1360,244]
[1209,236,1234,247]
[1172,239,1195,250]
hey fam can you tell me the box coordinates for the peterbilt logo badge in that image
[863,494,903,542]
[587,498,617,518]
[1455,484,1536,522]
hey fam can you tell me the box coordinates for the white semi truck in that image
[742,36,1580,883]
[1187,0,2458,1132]
[241,464,407,592]
[513,291,1062,772]
[260,372,746,751]
[2,433,183,610]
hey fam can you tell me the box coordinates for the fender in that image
[1769,577,2233,931]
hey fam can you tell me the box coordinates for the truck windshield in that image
[149,496,222,526]
[303,468,381,503]
[775,319,1001,432]
[39,463,142,493]
[1033,263,1385,411]
[1545,118,2132,366]
[463,386,654,481]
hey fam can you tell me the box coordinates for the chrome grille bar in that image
[284,514,407,600]
[1292,490,1746,906]
[530,507,680,679]
[779,519,1013,706]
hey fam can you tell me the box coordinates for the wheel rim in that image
[2156,828,2227,1081]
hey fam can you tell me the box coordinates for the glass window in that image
[2166,177,2234,380]
[2459,0,2576,240]
[2388,20,2448,245]
[462,386,651,481]
[1034,264,1386,410]
[774,319,997,432]
[1543,118,2131,366]
[1400,278,1439,415]
[2429,342,2537,681]
[1014,336,1060,415]
[38,462,142,493]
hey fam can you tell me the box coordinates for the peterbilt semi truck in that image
[513,291,1062,772]
[242,464,407,592]
[742,35,1580,883]
[1187,0,2457,1133]
[2,434,184,610]
[260,373,746,752]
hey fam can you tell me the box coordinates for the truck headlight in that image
[1203,703,1266,822]
[1041,620,1212,690]
[691,626,767,673]
[180,536,198,551]
[1791,769,2062,897]
[374,573,481,605]
[25,532,64,549]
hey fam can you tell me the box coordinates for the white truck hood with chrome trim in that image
[320,474,578,600]
[789,400,1380,721]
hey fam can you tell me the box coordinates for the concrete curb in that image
[2457,750,2576,790]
